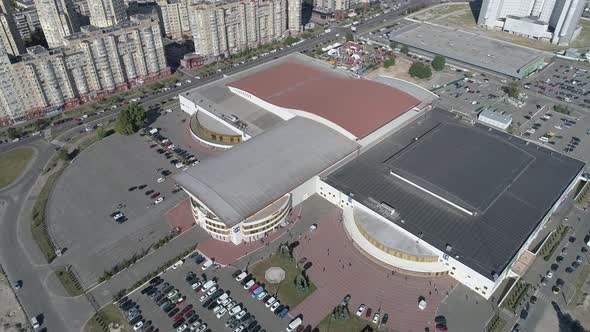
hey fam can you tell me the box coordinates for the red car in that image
[150,144,157,148]
[180,304,193,315]
[248,283,259,294]
[175,296,186,305]
[150,192,160,199]
[173,312,184,322]
[194,286,202,293]
[365,308,372,319]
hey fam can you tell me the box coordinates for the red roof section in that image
[227,62,420,138]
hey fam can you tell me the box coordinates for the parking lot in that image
[47,108,211,286]
[122,255,293,332]
[528,61,590,109]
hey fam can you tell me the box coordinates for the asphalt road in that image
[0,1,445,331]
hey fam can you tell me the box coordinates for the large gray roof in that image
[176,117,359,227]
[325,109,584,278]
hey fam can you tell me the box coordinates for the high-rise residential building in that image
[0,0,24,56]
[156,0,191,39]
[478,0,586,45]
[287,0,302,33]
[189,0,294,58]
[34,0,80,48]
[88,0,128,27]
[312,0,365,15]
[0,15,169,125]
[13,7,41,39]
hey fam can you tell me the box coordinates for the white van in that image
[202,259,213,270]
[286,317,302,331]
[31,316,40,329]
[235,272,247,282]
[243,280,255,290]
[172,260,184,269]
[201,280,216,291]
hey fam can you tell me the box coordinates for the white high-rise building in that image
[88,0,127,27]
[34,0,80,48]
[287,0,302,33]
[156,0,191,40]
[478,0,586,44]
[0,15,169,125]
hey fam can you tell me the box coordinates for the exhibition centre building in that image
[176,53,584,299]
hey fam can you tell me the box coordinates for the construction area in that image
[314,41,394,74]
[0,268,29,332]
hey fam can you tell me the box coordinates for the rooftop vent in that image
[445,244,452,252]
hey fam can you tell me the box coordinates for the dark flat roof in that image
[325,109,584,278]
[227,61,420,138]
[385,122,536,213]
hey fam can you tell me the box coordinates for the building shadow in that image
[468,1,482,24]
[551,301,587,332]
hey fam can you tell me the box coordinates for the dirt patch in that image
[0,270,30,332]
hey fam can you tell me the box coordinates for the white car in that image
[190,320,201,329]
[546,271,554,278]
[175,162,184,169]
[202,259,213,270]
[526,128,535,134]
[154,197,164,204]
[216,307,228,319]
[265,297,276,308]
[221,297,231,306]
[30,317,40,329]
[207,286,218,296]
[555,125,562,130]
[31,131,41,136]
[235,309,246,319]
[171,259,183,269]
[176,323,188,332]
[243,280,255,290]
[229,305,242,316]
[539,136,549,142]
[356,304,366,316]
[196,324,207,332]
[112,212,124,220]
[167,289,179,298]
[257,291,267,300]
[234,325,245,332]
[372,313,380,324]
[157,177,165,183]
[191,281,202,289]
[199,294,209,302]
[133,321,144,331]
[213,305,223,313]
[225,300,236,309]
[270,301,280,312]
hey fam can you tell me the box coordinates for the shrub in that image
[431,55,446,71]
[400,45,409,54]
[383,58,395,68]
[409,62,432,79]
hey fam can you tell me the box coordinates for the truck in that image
[149,128,158,135]
[201,280,216,291]
[251,286,264,298]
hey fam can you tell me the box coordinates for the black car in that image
[156,297,168,306]
[138,184,148,190]
[128,186,137,192]
[162,285,174,295]
[129,315,143,326]
[382,313,389,325]
[168,307,180,318]
[341,294,351,305]
[149,276,161,285]
[145,190,154,196]
[203,299,213,308]
[207,301,217,310]
[147,288,158,296]
[185,310,196,320]
[246,321,257,330]
[172,318,185,329]
[118,299,131,309]
[187,315,199,325]
[230,319,241,329]
[250,325,261,332]
[141,286,153,294]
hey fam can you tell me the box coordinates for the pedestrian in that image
[323,267,325,272]
[348,262,351,267]
[429,290,432,295]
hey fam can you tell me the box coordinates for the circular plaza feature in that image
[265,267,286,284]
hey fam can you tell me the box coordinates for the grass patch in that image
[0,147,34,188]
[501,280,531,313]
[30,165,66,263]
[571,19,590,48]
[85,303,131,332]
[540,225,570,261]
[485,312,506,332]
[316,312,384,332]
[250,254,316,309]
[54,266,84,296]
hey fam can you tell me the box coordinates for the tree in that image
[315,49,323,56]
[284,36,300,45]
[431,55,446,71]
[400,45,409,54]
[128,104,147,128]
[95,127,108,139]
[389,41,397,50]
[409,62,432,79]
[6,127,19,139]
[383,57,395,68]
[56,148,70,161]
[345,32,354,42]
[502,82,520,99]
[115,109,135,135]
[24,27,48,48]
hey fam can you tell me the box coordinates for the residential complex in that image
[0,15,169,125]
[88,0,128,27]
[313,0,366,15]
[478,0,586,45]
[0,11,24,56]
[34,0,80,48]
[12,6,40,40]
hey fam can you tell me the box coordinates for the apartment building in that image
[156,0,191,39]
[0,15,170,125]
[478,0,586,45]
[287,0,301,33]
[313,0,365,14]
[88,0,128,27]
[13,7,40,39]
[34,0,80,48]
[190,0,296,57]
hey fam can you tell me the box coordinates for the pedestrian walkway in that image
[166,198,194,232]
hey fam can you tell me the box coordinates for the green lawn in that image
[85,304,131,332]
[54,266,84,296]
[571,19,590,48]
[250,254,316,309]
[317,313,386,332]
[0,147,34,188]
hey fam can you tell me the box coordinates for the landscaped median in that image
[501,280,531,313]
[0,147,34,188]
[485,311,506,332]
[54,265,84,296]
[249,243,316,309]
[316,310,381,332]
[539,225,571,261]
